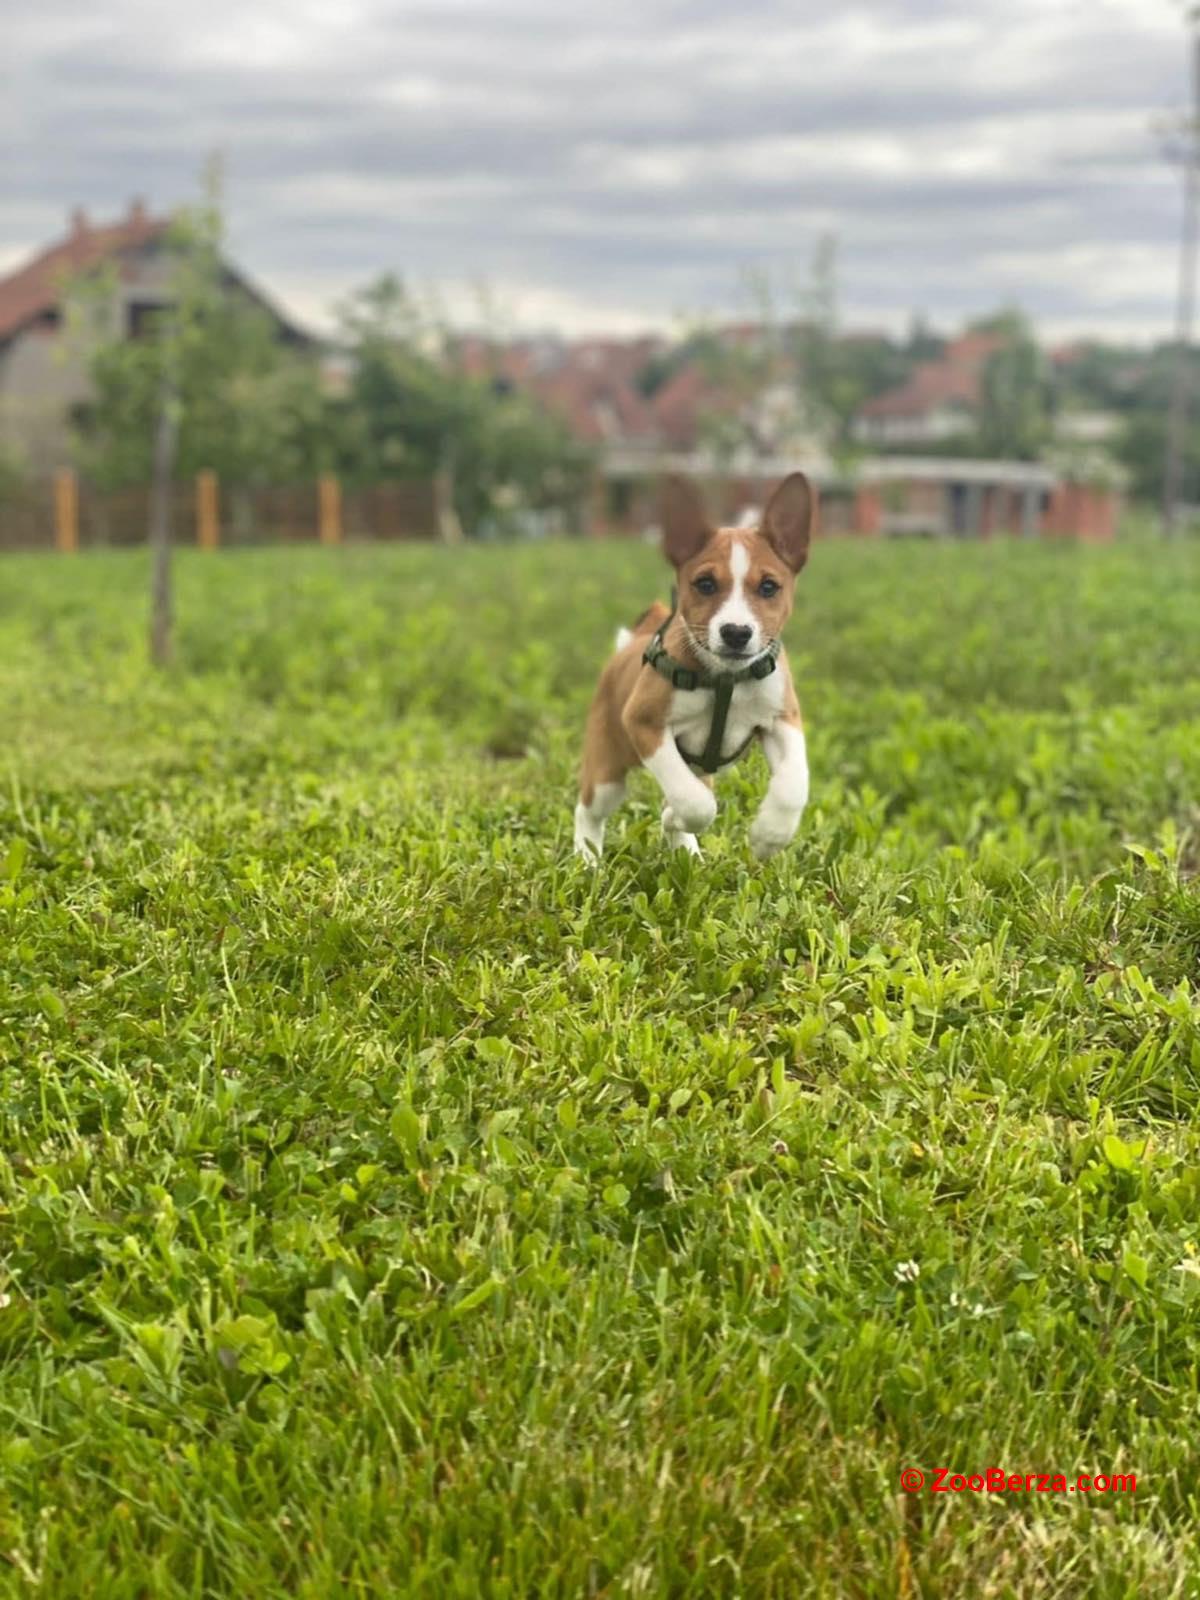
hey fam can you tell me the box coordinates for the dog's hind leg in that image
[576,673,637,862]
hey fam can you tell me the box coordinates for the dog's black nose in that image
[719,623,753,651]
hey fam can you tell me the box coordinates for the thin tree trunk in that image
[1162,30,1200,538]
[149,379,178,666]
[435,443,463,544]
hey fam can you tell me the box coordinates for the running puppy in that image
[575,471,813,861]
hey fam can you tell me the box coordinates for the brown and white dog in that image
[575,471,813,861]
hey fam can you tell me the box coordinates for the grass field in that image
[2,532,1200,1598]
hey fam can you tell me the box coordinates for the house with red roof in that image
[455,333,666,450]
[0,202,309,474]
[852,331,1005,447]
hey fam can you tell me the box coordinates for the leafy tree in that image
[635,343,694,400]
[1117,408,1200,503]
[678,263,831,463]
[904,313,945,363]
[335,275,593,532]
[967,306,1032,342]
[976,317,1050,460]
[689,284,794,462]
[792,234,846,436]
[663,246,915,462]
[791,236,908,451]
[1053,340,1147,414]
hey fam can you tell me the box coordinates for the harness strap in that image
[700,675,735,774]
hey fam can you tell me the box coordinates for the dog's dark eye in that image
[693,574,718,596]
[758,577,781,598]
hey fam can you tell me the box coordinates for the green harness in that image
[642,611,781,775]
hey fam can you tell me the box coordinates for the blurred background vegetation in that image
[0,175,1191,537]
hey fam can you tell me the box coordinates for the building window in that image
[608,478,634,520]
[127,300,172,339]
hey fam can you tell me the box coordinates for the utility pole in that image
[1162,21,1200,537]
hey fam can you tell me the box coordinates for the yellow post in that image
[197,470,220,550]
[318,473,342,545]
[54,468,79,553]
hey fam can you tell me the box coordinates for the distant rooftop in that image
[0,201,173,345]
[858,332,1006,421]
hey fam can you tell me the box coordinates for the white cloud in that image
[0,0,1190,340]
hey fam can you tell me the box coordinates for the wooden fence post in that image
[318,474,343,545]
[54,468,79,553]
[197,470,220,550]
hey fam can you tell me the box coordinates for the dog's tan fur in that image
[575,473,814,859]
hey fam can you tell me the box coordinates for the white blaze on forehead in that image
[709,534,761,652]
[729,537,750,583]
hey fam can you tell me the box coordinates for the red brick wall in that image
[1044,484,1119,543]
[853,486,883,536]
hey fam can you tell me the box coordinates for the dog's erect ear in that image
[659,475,713,568]
[761,472,815,572]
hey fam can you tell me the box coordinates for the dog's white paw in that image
[662,814,703,855]
[749,807,799,861]
[664,788,716,836]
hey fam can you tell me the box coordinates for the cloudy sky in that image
[1,0,1192,341]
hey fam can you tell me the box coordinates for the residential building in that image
[0,202,309,474]
[852,331,1005,447]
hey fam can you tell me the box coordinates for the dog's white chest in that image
[668,671,784,766]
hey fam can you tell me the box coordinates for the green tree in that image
[635,247,915,463]
[904,313,945,363]
[967,306,1033,342]
[790,236,914,452]
[1117,409,1200,503]
[336,275,593,533]
[679,268,817,463]
[792,234,845,436]
[976,317,1050,460]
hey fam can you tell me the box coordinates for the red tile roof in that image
[650,364,715,451]
[943,330,1007,366]
[533,362,659,445]
[457,335,664,445]
[859,331,1006,421]
[0,203,172,344]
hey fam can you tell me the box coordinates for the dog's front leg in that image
[624,700,718,849]
[623,682,717,851]
[750,717,808,860]
[657,769,713,855]
[640,740,717,845]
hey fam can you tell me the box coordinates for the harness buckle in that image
[749,654,777,680]
[671,667,699,691]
